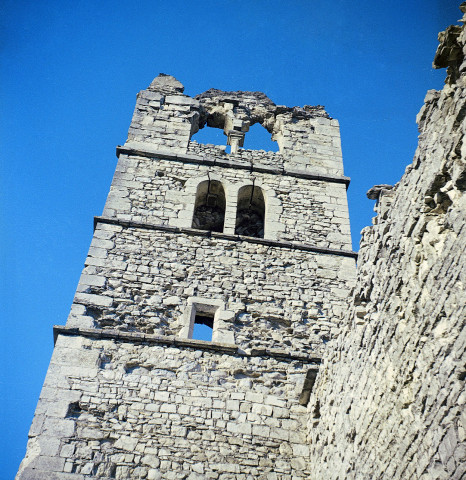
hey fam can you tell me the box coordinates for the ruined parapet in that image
[126,75,344,175]
[307,7,466,480]
[195,88,344,175]
[366,184,395,225]
[126,74,200,153]
[433,3,466,85]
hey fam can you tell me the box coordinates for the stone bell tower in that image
[17,74,357,479]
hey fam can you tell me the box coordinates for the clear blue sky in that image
[0,1,458,477]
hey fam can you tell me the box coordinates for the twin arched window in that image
[235,184,265,238]
[191,180,226,232]
[191,180,265,238]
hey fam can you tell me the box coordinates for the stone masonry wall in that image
[127,75,198,154]
[103,154,352,249]
[67,222,355,357]
[307,8,466,480]
[17,333,315,479]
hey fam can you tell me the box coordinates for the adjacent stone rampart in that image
[307,7,466,480]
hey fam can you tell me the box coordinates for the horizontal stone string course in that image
[94,216,359,259]
[53,325,323,364]
[116,145,351,187]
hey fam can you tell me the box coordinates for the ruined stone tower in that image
[17,75,356,479]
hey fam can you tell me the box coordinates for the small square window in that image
[179,297,234,344]
[192,312,214,341]
[186,301,220,342]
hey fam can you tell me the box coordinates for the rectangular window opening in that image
[192,312,214,341]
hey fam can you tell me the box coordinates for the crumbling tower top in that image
[126,73,346,176]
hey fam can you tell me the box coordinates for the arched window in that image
[243,123,279,152]
[192,179,226,232]
[235,184,265,238]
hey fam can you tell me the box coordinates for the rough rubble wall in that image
[18,334,315,479]
[66,223,355,356]
[307,10,466,480]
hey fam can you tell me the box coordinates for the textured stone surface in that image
[66,223,355,355]
[17,72,354,478]
[307,8,466,480]
[18,334,316,479]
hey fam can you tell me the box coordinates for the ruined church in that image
[17,5,465,480]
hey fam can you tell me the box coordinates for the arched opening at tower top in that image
[243,123,279,152]
[235,184,265,238]
[191,122,278,153]
[192,126,226,148]
[192,179,226,232]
